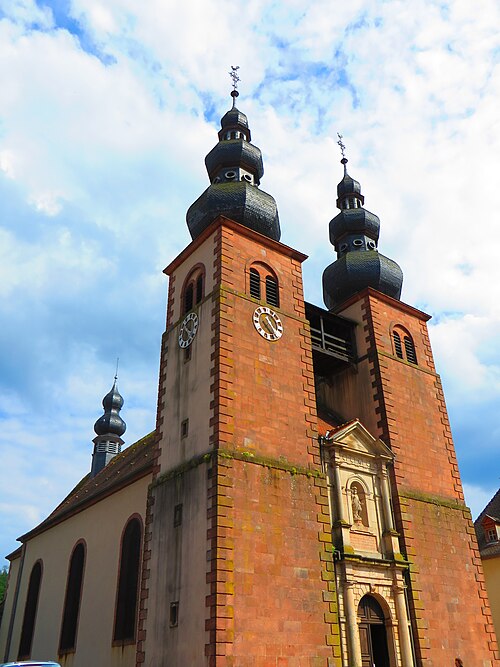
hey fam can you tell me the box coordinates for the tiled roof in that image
[20,431,156,542]
[474,487,500,559]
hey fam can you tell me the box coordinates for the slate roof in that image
[19,431,156,543]
[474,487,500,559]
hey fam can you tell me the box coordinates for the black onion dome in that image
[187,181,280,241]
[322,157,403,310]
[337,173,362,198]
[205,141,263,184]
[94,380,126,437]
[186,97,280,242]
[220,107,250,137]
[329,208,380,247]
[323,251,403,310]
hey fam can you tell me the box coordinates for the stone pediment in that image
[323,419,394,463]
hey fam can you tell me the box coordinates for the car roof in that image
[0,662,61,666]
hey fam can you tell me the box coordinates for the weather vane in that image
[229,65,240,106]
[337,133,349,175]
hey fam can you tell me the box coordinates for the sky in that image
[0,0,499,565]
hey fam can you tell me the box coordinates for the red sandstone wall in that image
[337,289,499,666]
[206,220,340,665]
[206,456,339,667]
[210,222,315,462]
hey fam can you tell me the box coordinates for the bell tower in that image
[320,148,499,666]
[138,88,339,666]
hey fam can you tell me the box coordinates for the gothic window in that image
[182,265,205,314]
[18,561,43,660]
[114,517,142,643]
[248,264,279,307]
[392,326,417,365]
[59,542,85,653]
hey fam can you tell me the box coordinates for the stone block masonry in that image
[337,288,499,666]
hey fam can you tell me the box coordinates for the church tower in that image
[90,376,126,477]
[320,150,498,666]
[138,88,339,666]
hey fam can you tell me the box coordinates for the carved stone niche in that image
[321,419,400,559]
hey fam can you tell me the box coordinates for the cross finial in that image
[114,357,119,382]
[229,65,240,107]
[337,132,349,175]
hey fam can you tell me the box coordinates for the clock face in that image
[178,312,199,348]
[252,306,283,341]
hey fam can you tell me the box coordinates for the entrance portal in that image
[358,595,390,667]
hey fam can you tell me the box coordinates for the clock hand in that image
[263,315,278,336]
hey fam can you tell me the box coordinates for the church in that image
[0,85,498,667]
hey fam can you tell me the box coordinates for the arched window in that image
[59,542,85,653]
[114,517,142,643]
[182,265,205,315]
[248,263,279,307]
[18,561,43,660]
[392,326,417,365]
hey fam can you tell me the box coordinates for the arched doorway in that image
[358,595,390,667]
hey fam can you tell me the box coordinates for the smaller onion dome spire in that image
[186,68,280,242]
[93,378,126,437]
[91,371,126,477]
[322,136,403,310]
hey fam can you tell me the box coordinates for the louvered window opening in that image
[265,276,279,307]
[393,331,403,359]
[184,283,194,314]
[404,336,417,364]
[196,275,203,304]
[249,268,261,299]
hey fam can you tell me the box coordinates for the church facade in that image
[0,90,498,667]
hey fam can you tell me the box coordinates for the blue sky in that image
[0,0,499,565]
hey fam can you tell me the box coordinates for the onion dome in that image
[322,155,403,310]
[94,378,126,437]
[337,171,362,202]
[186,89,280,242]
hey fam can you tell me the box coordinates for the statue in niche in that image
[351,485,364,525]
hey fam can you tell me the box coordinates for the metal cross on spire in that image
[337,132,349,174]
[229,65,240,106]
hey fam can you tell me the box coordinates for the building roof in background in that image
[474,488,500,559]
[19,431,156,544]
